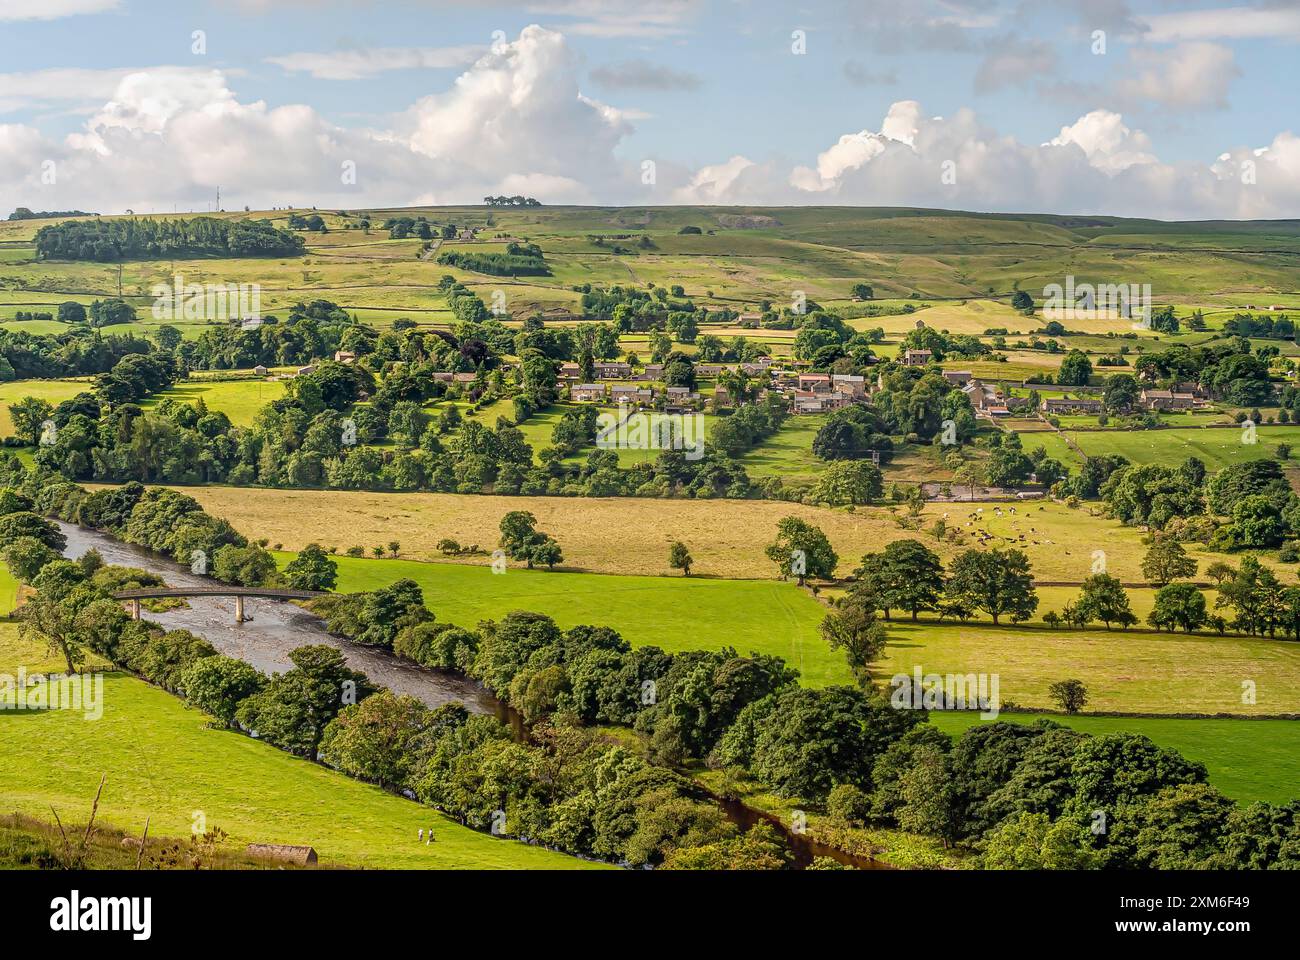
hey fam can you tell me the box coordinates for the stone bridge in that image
[111,587,325,623]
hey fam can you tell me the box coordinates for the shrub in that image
[826,783,871,826]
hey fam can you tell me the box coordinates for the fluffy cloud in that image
[788,101,922,192]
[0,25,635,213]
[675,99,1299,219]
[2,22,1298,220]
[1047,110,1157,173]
[401,25,631,202]
[672,155,758,202]
[1118,41,1240,110]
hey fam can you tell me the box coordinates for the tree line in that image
[34,217,305,261]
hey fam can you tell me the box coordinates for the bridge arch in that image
[112,587,325,623]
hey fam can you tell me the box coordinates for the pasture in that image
[0,625,599,870]
[1042,425,1300,469]
[876,615,1300,716]
[9,205,1300,325]
[0,378,95,436]
[144,376,287,427]
[179,485,1259,583]
[284,554,849,687]
[930,712,1300,805]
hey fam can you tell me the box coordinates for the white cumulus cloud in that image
[1047,110,1158,174]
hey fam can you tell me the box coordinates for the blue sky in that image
[1,0,1298,217]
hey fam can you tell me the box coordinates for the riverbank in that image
[0,624,602,870]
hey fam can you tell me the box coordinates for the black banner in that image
[0,868,1281,946]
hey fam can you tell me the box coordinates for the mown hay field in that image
[178,486,1259,583]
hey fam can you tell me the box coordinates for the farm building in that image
[1140,389,1195,411]
[832,374,866,397]
[594,361,632,379]
[1042,397,1103,414]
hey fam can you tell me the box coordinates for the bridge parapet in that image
[113,586,325,623]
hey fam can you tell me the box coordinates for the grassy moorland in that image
[5,205,1299,325]
[0,626,600,870]
[929,713,1300,805]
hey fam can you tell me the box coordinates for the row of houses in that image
[1040,386,1207,415]
[559,359,752,382]
[569,382,704,411]
[775,372,867,415]
[964,378,1032,418]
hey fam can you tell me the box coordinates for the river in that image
[57,522,890,869]
[56,522,502,716]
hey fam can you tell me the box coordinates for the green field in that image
[283,553,850,686]
[930,712,1300,805]
[0,625,599,870]
[0,379,95,436]
[0,564,18,616]
[739,415,830,482]
[144,377,287,427]
[1,375,287,436]
[876,615,1300,715]
[1030,425,1300,469]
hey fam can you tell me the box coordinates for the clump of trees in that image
[436,242,549,277]
[498,511,563,569]
[34,217,305,261]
